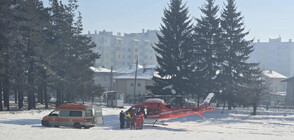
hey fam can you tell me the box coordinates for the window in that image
[154,109,159,115]
[70,111,82,117]
[49,110,59,116]
[85,110,92,117]
[131,83,134,87]
[104,76,109,82]
[147,109,153,115]
[60,110,70,117]
[137,83,141,87]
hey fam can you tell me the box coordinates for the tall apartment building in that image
[86,29,158,70]
[249,37,294,77]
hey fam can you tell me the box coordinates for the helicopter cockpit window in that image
[147,109,153,115]
[154,109,159,115]
[165,105,171,109]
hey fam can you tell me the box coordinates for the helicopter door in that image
[94,106,104,125]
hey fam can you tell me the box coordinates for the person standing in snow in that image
[119,110,125,129]
[125,112,131,128]
[130,108,136,129]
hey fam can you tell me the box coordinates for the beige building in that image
[114,65,155,103]
[86,29,158,70]
[260,70,287,106]
[282,76,294,106]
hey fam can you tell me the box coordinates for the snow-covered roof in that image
[271,92,286,96]
[262,70,287,79]
[145,65,157,69]
[90,66,113,73]
[115,68,154,80]
[282,76,294,82]
[115,64,143,74]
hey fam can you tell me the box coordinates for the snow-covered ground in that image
[1,107,294,140]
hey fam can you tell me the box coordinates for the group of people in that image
[120,108,145,130]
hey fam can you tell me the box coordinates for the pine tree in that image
[240,66,267,115]
[0,0,17,111]
[193,0,223,100]
[17,0,49,110]
[219,0,257,109]
[150,0,194,96]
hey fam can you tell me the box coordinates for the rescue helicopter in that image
[126,93,216,125]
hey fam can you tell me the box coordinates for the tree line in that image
[0,0,104,111]
[150,0,267,115]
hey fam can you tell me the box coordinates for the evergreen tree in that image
[18,0,49,110]
[150,0,194,96]
[219,0,256,109]
[239,66,267,115]
[193,0,223,100]
[0,0,17,111]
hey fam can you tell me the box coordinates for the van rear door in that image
[94,106,103,125]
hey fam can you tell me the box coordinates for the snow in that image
[115,68,154,80]
[263,70,287,79]
[90,66,113,73]
[115,64,143,74]
[1,107,294,140]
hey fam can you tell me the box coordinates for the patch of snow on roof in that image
[90,66,113,73]
[115,64,143,74]
[115,68,153,80]
[263,70,287,79]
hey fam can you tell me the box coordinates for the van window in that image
[49,110,59,116]
[70,111,82,117]
[85,110,92,117]
[60,110,70,117]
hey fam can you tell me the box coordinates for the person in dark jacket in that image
[119,110,125,129]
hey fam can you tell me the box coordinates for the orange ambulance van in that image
[41,104,103,128]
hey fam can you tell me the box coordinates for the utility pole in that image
[133,60,138,104]
[110,66,113,91]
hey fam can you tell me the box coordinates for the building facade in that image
[282,76,294,106]
[90,66,115,91]
[86,29,158,70]
[249,37,294,77]
[114,66,155,103]
[260,70,287,106]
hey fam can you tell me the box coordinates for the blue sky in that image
[44,0,294,42]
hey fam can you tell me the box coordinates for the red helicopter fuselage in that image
[128,93,216,121]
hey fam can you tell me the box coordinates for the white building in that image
[260,70,287,106]
[249,37,294,77]
[86,29,158,70]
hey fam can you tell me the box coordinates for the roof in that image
[115,64,143,74]
[115,68,154,80]
[56,104,89,111]
[90,66,113,73]
[281,76,294,82]
[262,70,287,79]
